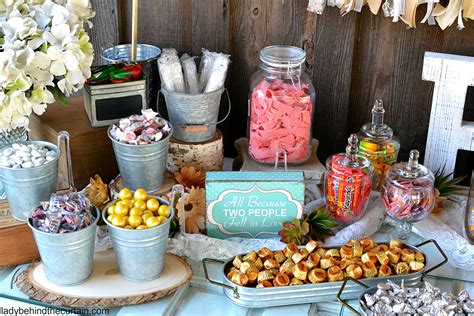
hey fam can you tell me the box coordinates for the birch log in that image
[167,130,224,172]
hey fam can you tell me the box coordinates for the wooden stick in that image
[131,0,138,61]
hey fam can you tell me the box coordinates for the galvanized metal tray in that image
[203,239,447,308]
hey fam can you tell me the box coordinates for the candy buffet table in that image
[1,224,473,316]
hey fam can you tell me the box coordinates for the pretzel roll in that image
[315,248,326,258]
[243,251,258,263]
[361,251,378,265]
[305,253,320,270]
[325,248,341,257]
[346,264,363,279]
[389,239,403,249]
[293,262,308,280]
[289,278,304,286]
[414,251,425,263]
[264,258,280,270]
[279,258,295,275]
[353,243,363,257]
[231,272,249,286]
[376,251,390,265]
[378,264,392,277]
[320,256,337,269]
[274,251,286,264]
[273,273,290,286]
[395,262,410,275]
[375,244,389,252]
[360,237,376,250]
[340,245,354,259]
[305,240,319,253]
[256,280,273,288]
[240,261,259,274]
[258,247,273,261]
[327,266,344,282]
[254,257,264,270]
[339,258,354,270]
[308,268,327,283]
[248,271,258,283]
[283,243,299,258]
[401,248,415,263]
[257,270,274,283]
[292,251,306,264]
[409,260,425,272]
[386,247,401,264]
[362,262,378,278]
[232,255,243,269]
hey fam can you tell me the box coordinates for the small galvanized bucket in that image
[103,196,173,281]
[28,207,99,286]
[0,138,64,221]
[108,123,173,192]
[101,44,161,111]
[159,88,231,143]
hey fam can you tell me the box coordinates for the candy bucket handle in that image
[415,239,448,279]
[337,277,369,316]
[214,88,231,125]
[156,89,231,127]
[57,131,75,192]
[202,258,240,299]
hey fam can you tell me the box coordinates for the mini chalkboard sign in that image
[83,80,147,127]
[206,171,305,239]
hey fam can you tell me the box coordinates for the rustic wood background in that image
[88,0,474,180]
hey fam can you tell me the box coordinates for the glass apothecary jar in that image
[357,100,400,191]
[325,134,374,227]
[382,149,435,240]
[248,45,315,164]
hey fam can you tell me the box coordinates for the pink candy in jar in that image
[382,149,435,240]
[248,45,315,164]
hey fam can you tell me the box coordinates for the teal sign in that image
[206,172,304,239]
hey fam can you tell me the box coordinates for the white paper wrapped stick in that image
[158,48,185,93]
[204,53,231,93]
[198,49,215,92]
[181,55,199,94]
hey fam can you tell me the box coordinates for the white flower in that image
[0,0,94,131]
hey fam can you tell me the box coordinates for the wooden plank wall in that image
[89,0,474,177]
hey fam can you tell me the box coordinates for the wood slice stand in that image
[167,130,224,173]
[15,250,192,308]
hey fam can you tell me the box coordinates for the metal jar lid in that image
[259,45,306,69]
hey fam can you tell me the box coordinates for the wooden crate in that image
[0,200,39,268]
[29,97,119,189]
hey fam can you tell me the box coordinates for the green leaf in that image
[47,86,69,106]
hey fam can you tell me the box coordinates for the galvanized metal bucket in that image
[0,141,59,221]
[101,44,161,111]
[158,88,231,143]
[107,123,173,192]
[103,196,173,281]
[28,207,99,286]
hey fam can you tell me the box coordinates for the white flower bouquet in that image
[0,0,94,131]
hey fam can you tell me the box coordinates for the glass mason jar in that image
[248,45,315,164]
[382,149,435,240]
[325,134,374,227]
[357,100,400,192]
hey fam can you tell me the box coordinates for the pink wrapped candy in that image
[249,79,312,163]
